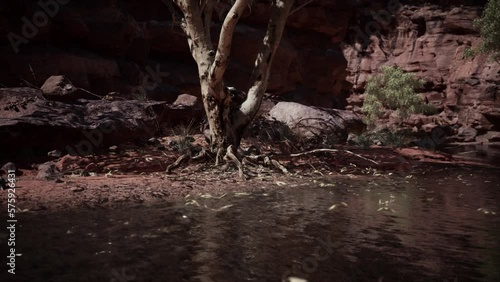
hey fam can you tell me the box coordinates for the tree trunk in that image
[200,79,243,163]
[173,0,295,162]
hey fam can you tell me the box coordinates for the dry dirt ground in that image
[1,136,496,212]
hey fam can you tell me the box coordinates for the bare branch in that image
[236,0,295,125]
[173,0,210,62]
[162,0,182,28]
[208,0,250,85]
[290,149,379,165]
[289,0,314,15]
[201,0,215,49]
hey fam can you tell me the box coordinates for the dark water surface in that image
[4,165,500,282]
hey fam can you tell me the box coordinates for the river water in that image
[6,164,500,282]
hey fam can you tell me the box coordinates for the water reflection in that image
[10,165,500,282]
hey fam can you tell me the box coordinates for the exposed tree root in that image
[165,153,190,174]
[166,143,290,180]
[224,145,245,180]
[166,146,379,179]
[270,158,289,174]
[191,148,208,161]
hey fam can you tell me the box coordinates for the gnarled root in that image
[243,154,289,175]
[268,158,289,174]
[166,153,190,174]
[224,145,245,180]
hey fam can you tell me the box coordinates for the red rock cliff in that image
[0,0,354,107]
[0,0,497,135]
[344,1,499,137]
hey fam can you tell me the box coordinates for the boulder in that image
[41,75,86,101]
[173,94,200,108]
[267,102,364,142]
[457,126,478,142]
[0,87,200,159]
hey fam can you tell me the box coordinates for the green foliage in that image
[418,104,439,116]
[171,119,197,152]
[361,66,425,125]
[355,130,408,148]
[474,0,500,61]
[132,88,148,101]
[463,47,477,59]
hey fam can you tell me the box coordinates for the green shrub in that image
[418,104,439,116]
[362,66,425,125]
[355,130,408,148]
[474,0,500,61]
[463,47,477,60]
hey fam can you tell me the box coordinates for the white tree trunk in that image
[173,0,295,158]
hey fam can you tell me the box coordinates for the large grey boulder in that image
[267,102,365,142]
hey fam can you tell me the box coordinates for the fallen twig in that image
[290,148,378,165]
[166,153,190,173]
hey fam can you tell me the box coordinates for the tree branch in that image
[289,149,379,165]
[236,0,294,126]
[208,0,250,85]
[173,0,210,63]
[201,0,215,49]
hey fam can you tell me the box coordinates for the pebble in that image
[1,162,16,173]
[47,150,62,157]
[70,187,85,192]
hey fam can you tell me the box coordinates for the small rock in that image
[457,126,477,142]
[85,163,97,171]
[109,145,118,152]
[173,94,200,108]
[70,186,85,192]
[36,162,61,180]
[41,75,82,101]
[148,137,160,145]
[47,150,62,157]
[287,277,308,282]
[1,162,16,174]
[347,133,359,145]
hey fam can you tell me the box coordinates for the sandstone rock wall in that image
[344,1,499,136]
[0,0,354,107]
[1,0,497,136]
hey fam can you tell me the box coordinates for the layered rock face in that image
[344,1,500,141]
[1,0,498,143]
[0,0,353,107]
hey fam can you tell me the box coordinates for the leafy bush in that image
[418,104,439,116]
[355,130,408,148]
[361,66,425,125]
[463,47,477,59]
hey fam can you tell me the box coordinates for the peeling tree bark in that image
[172,0,295,163]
